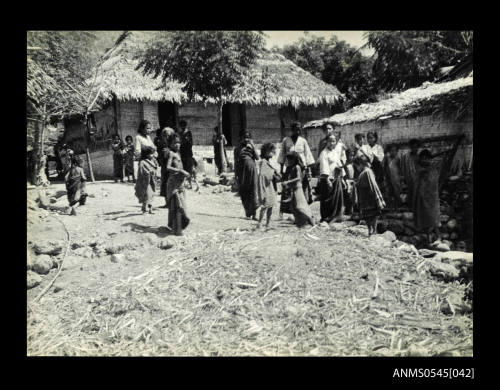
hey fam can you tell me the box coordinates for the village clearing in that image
[27,181,472,356]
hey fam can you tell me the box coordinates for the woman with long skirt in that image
[353,155,386,235]
[158,127,176,208]
[135,147,158,214]
[166,135,191,236]
[277,121,315,208]
[65,155,88,216]
[281,151,314,227]
[236,131,260,220]
[316,134,345,223]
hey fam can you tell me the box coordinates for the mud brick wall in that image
[117,100,144,141]
[178,102,219,145]
[307,111,473,161]
[77,150,114,180]
[142,100,160,130]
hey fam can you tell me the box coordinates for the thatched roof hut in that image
[304,76,473,129]
[96,31,343,108]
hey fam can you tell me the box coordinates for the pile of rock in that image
[27,240,64,289]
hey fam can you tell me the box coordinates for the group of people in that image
[60,116,463,244]
[232,121,463,244]
[132,119,199,236]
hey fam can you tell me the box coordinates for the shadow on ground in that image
[122,222,172,237]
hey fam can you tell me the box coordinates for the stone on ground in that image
[418,248,439,258]
[32,255,54,275]
[431,241,451,252]
[33,240,63,256]
[380,230,397,242]
[427,259,460,281]
[346,225,369,237]
[27,271,42,289]
[158,240,174,250]
[369,234,391,247]
[110,254,125,263]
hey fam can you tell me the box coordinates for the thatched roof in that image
[304,76,473,128]
[96,31,342,108]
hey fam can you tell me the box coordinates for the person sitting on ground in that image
[353,154,386,236]
[256,143,281,230]
[166,134,191,236]
[65,155,88,216]
[135,146,158,214]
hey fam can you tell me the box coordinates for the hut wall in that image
[307,111,473,163]
[143,100,160,130]
[178,102,219,145]
[78,150,114,180]
[245,105,282,145]
[117,100,144,141]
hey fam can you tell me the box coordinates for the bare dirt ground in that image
[26,181,472,356]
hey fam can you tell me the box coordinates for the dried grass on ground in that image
[27,224,472,357]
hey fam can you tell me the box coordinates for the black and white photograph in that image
[26,30,473,358]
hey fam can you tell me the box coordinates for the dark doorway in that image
[222,103,246,146]
[158,102,177,129]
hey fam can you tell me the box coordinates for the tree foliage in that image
[366,31,473,91]
[278,34,379,109]
[136,31,266,101]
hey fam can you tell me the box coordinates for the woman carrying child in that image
[135,146,158,214]
[256,143,281,230]
[65,155,88,216]
[353,155,386,235]
[282,151,314,228]
[166,134,191,236]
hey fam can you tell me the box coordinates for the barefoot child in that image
[65,155,88,216]
[256,143,281,230]
[166,135,191,236]
[123,135,136,183]
[135,147,157,214]
[281,151,314,228]
[353,155,386,235]
[111,134,124,183]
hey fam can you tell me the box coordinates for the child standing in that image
[281,151,314,228]
[135,146,158,214]
[256,143,281,230]
[166,135,191,236]
[65,155,88,216]
[353,155,386,235]
[123,135,136,183]
[111,134,124,183]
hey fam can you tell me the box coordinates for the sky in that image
[263,31,374,55]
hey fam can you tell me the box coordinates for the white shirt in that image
[277,136,315,167]
[318,148,342,177]
[135,134,157,159]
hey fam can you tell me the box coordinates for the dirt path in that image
[26,182,472,356]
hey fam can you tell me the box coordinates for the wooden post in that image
[31,107,47,186]
[85,112,96,182]
[218,90,226,173]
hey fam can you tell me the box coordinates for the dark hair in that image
[354,133,364,142]
[291,121,302,135]
[354,155,370,166]
[242,131,252,140]
[260,143,276,159]
[70,155,82,167]
[169,134,181,147]
[125,135,133,142]
[366,131,378,142]
[141,146,155,160]
[285,151,304,169]
[322,123,333,131]
[179,120,187,127]
[409,138,421,147]
[137,119,151,134]
[112,134,121,140]
[419,149,432,159]
[155,128,162,138]
[389,143,399,151]
[213,126,219,132]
